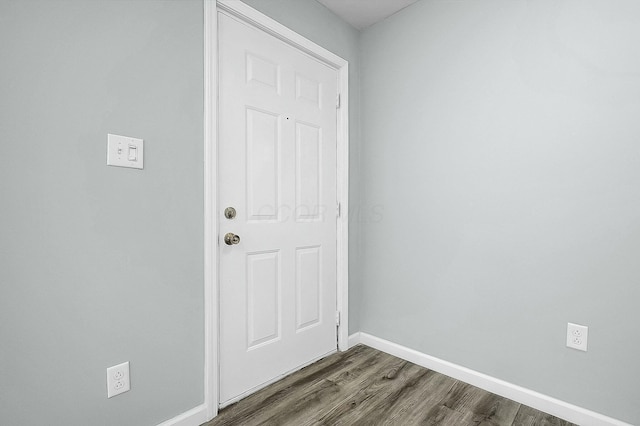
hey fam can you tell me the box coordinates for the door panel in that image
[295,246,322,330]
[218,12,338,405]
[246,250,280,349]
[296,123,322,221]
[246,108,280,221]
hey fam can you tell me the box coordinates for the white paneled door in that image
[218,12,339,405]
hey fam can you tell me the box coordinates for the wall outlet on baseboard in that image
[566,323,588,352]
[107,361,130,398]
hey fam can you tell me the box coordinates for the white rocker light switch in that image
[107,134,143,169]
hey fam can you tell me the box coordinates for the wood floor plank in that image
[421,403,474,426]
[379,370,459,425]
[511,405,576,426]
[427,381,521,426]
[467,391,521,425]
[316,360,425,425]
[204,345,575,426]
[271,350,405,426]
[208,346,391,426]
[348,363,451,425]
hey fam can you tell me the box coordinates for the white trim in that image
[203,0,218,422]
[348,332,361,348]
[358,333,632,426]
[336,62,349,352]
[204,0,350,421]
[156,404,208,426]
[217,0,347,69]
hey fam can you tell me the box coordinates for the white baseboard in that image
[351,332,631,426]
[348,331,361,348]
[156,404,209,426]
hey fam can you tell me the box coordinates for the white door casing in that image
[217,10,344,406]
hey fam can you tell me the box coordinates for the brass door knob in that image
[224,233,241,245]
[224,207,236,219]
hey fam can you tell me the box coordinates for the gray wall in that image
[0,1,204,425]
[0,1,361,425]
[240,0,364,333]
[7,0,634,423]
[359,0,640,423]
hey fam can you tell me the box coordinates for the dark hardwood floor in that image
[204,345,575,426]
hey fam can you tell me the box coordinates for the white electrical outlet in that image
[566,323,588,352]
[106,361,130,398]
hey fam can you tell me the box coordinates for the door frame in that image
[204,0,349,419]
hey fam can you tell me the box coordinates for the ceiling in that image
[316,0,419,30]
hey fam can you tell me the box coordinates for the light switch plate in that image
[107,134,143,169]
